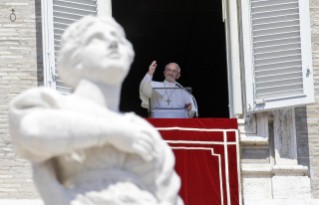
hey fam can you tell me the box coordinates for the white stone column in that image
[272,108,310,199]
[273,108,298,166]
[225,0,243,118]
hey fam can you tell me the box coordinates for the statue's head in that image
[57,16,135,89]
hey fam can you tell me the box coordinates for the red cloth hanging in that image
[146,118,240,205]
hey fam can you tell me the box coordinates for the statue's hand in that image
[108,126,156,161]
[108,114,158,161]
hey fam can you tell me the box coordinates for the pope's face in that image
[164,63,180,82]
[79,22,134,85]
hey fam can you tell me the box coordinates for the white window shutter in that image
[41,0,110,94]
[241,0,314,113]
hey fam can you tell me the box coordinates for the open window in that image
[114,0,230,118]
[240,0,314,113]
[41,0,314,118]
[41,0,230,118]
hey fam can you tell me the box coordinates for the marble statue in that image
[9,16,183,205]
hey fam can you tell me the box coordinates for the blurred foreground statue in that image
[9,16,183,205]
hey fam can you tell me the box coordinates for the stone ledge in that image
[3,199,319,205]
[245,199,319,205]
[240,135,269,146]
[242,164,308,176]
[242,164,272,175]
[272,165,308,176]
[0,200,43,205]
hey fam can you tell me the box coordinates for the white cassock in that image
[140,73,196,118]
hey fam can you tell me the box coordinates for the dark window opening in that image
[114,0,229,118]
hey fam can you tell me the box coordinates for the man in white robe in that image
[140,61,196,118]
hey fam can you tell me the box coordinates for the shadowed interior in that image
[114,0,229,118]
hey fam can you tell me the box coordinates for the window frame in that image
[224,0,244,118]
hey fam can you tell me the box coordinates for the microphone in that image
[167,77,199,117]
[167,76,183,88]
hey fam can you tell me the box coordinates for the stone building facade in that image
[0,0,42,199]
[1,0,319,204]
[308,0,319,197]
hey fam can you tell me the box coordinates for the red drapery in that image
[146,118,241,205]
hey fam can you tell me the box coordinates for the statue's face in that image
[79,22,134,85]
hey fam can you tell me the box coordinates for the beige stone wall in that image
[0,0,41,199]
[301,0,319,198]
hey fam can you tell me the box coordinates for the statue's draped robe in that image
[9,87,183,205]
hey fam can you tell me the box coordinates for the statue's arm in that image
[13,110,155,162]
[9,89,156,163]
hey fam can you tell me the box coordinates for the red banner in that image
[146,118,241,205]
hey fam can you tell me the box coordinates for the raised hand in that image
[148,60,157,76]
